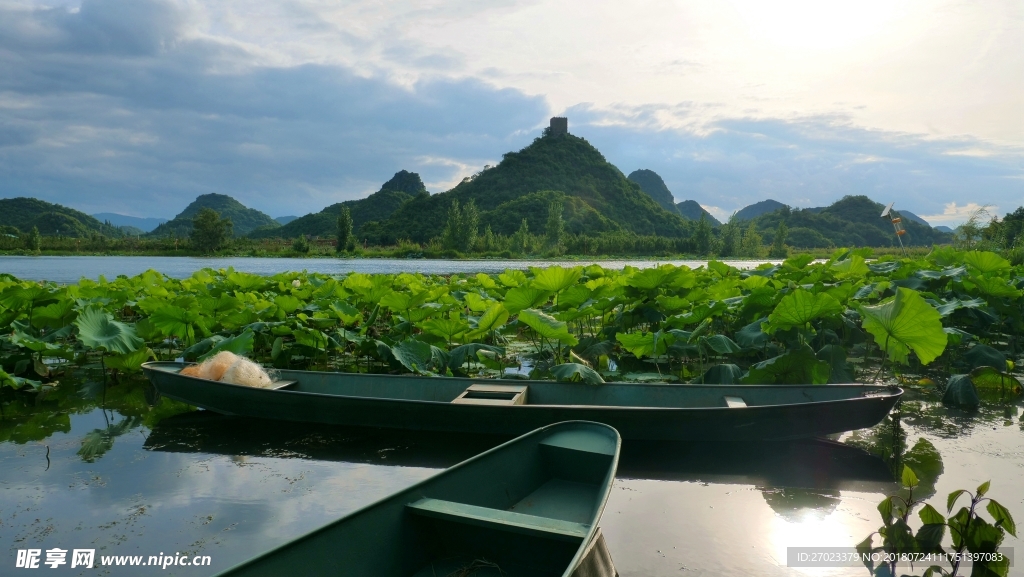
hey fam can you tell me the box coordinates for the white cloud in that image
[920,202,998,225]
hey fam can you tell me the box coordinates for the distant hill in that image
[627,170,679,214]
[676,200,721,226]
[149,194,279,237]
[251,171,425,239]
[381,134,688,242]
[934,225,954,233]
[751,195,952,248]
[275,216,298,225]
[735,199,787,221]
[898,210,930,227]
[0,197,124,237]
[93,213,167,232]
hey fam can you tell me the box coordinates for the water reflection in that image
[2,377,1022,577]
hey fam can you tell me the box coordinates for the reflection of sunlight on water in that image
[765,489,860,577]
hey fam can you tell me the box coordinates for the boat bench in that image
[724,396,747,408]
[451,384,527,406]
[406,498,588,542]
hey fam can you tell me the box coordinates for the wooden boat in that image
[215,421,621,577]
[141,362,902,441]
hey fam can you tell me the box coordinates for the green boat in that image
[215,421,621,577]
[142,362,902,441]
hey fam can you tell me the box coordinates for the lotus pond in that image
[2,248,1023,575]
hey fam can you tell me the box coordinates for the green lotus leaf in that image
[293,327,328,349]
[473,303,509,334]
[615,331,670,359]
[105,348,157,372]
[942,374,979,407]
[390,339,435,374]
[962,250,1011,273]
[859,288,946,365]
[764,289,843,334]
[0,369,42,391]
[149,305,202,343]
[697,364,744,384]
[530,266,582,293]
[503,287,550,314]
[448,343,505,371]
[421,317,470,342]
[31,299,77,329]
[741,343,831,385]
[498,269,527,287]
[74,307,143,354]
[967,275,1021,298]
[965,345,1007,371]
[517,308,577,345]
[198,330,255,361]
[550,363,605,384]
[969,366,1022,393]
[816,344,854,383]
[702,335,742,355]
[735,318,770,348]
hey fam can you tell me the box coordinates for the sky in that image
[0,0,1021,225]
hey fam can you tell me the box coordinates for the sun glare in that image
[730,0,902,50]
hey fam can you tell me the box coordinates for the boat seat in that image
[451,384,527,406]
[406,498,587,542]
[267,380,297,390]
[724,396,747,408]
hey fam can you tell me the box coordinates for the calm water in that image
[0,256,781,283]
[1,379,1021,576]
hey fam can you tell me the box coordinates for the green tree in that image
[693,214,713,256]
[441,199,479,252]
[512,218,531,254]
[336,206,353,253]
[719,216,740,257]
[293,234,310,253]
[25,226,41,253]
[740,221,764,257]
[769,220,789,258]
[481,225,497,252]
[190,208,233,254]
[545,199,565,251]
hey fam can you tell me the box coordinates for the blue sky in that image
[0,0,1021,225]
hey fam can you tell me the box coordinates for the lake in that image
[2,376,1021,576]
[0,256,781,284]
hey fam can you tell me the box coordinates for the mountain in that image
[381,134,688,242]
[251,171,426,239]
[0,197,124,237]
[898,210,930,227]
[934,225,954,233]
[751,195,952,248]
[676,200,721,226]
[734,199,787,221]
[275,216,298,225]
[93,213,167,232]
[148,194,279,237]
[627,169,679,214]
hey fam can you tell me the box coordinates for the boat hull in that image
[143,363,901,441]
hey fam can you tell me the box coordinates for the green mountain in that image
[274,216,298,225]
[676,200,721,226]
[250,171,425,240]
[149,194,279,237]
[735,199,786,221]
[93,213,167,232]
[753,195,952,248]
[0,197,124,237]
[627,169,679,214]
[382,134,688,242]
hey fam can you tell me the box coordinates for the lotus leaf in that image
[859,288,946,365]
[74,307,143,354]
[550,362,605,384]
[764,289,843,334]
[530,266,582,293]
[517,309,578,345]
[741,344,831,385]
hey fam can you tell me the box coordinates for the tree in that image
[693,214,713,256]
[25,226,41,253]
[191,208,233,254]
[545,199,565,251]
[292,234,310,253]
[953,205,991,250]
[336,206,353,253]
[740,221,764,258]
[769,220,789,258]
[719,216,740,257]
[441,199,479,252]
[512,218,531,254]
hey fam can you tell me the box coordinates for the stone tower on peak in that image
[548,117,568,136]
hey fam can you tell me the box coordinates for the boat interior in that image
[217,423,618,577]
